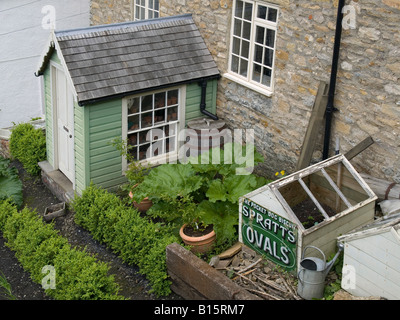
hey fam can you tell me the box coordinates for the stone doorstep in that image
[166,242,261,300]
[38,161,74,203]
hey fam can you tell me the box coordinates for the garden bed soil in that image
[291,198,336,229]
[0,160,182,300]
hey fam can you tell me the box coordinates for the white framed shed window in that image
[226,0,279,96]
[132,0,159,20]
[123,87,184,166]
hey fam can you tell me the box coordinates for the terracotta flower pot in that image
[179,224,216,254]
[129,190,153,213]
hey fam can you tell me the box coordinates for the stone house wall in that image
[90,0,400,182]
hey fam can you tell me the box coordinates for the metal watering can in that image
[297,243,344,300]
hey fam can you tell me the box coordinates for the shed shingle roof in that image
[38,14,220,105]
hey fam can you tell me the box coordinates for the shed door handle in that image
[63,126,69,133]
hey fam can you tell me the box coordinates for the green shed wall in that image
[74,99,127,195]
[185,79,217,123]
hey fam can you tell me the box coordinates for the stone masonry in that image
[90,0,400,182]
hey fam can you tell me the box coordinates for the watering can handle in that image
[297,268,305,285]
[301,245,326,262]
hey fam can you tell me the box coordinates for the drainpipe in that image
[322,0,345,160]
[199,79,218,120]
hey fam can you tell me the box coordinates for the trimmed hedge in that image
[72,184,179,296]
[9,122,46,176]
[0,200,124,300]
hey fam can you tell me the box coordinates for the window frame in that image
[121,86,186,171]
[131,0,160,21]
[225,0,279,97]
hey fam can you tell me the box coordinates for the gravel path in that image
[0,160,182,300]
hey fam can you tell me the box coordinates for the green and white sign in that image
[241,198,298,272]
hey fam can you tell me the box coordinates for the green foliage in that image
[0,271,16,300]
[9,123,46,176]
[0,157,23,208]
[0,200,123,300]
[71,184,179,296]
[133,143,267,246]
[110,137,150,186]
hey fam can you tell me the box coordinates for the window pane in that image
[148,11,153,19]
[149,0,153,9]
[141,7,145,19]
[155,92,165,108]
[141,0,145,6]
[231,55,239,73]
[254,45,263,63]
[142,94,153,111]
[268,8,278,22]
[128,97,140,114]
[232,37,240,55]
[128,114,139,131]
[154,0,159,10]
[141,111,153,128]
[244,2,253,21]
[264,48,274,67]
[257,5,267,19]
[255,26,265,44]
[262,67,272,86]
[167,90,179,105]
[167,106,178,121]
[241,39,250,58]
[233,18,242,37]
[242,21,251,40]
[240,58,248,77]
[252,64,261,83]
[154,11,159,18]
[235,0,243,18]
[266,29,275,48]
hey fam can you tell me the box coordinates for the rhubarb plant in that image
[133,143,267,246]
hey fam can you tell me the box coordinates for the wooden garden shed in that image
[35,14,220,197]
[337,213,400,299]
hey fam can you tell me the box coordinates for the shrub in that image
[9,122,46,176]
[72,184,179,296]
[0,157,23,208]
[0,200,123,300]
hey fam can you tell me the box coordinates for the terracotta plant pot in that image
[179,224,216,254]
[129,190,153,213]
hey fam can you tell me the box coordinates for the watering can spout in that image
[324,242,344,277]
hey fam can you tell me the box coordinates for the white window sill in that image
[223,72,273,97]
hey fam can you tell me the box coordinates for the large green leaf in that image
[197,200,238,246]
[0,157,23,208]
[132,164,203,203]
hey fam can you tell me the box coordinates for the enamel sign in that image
[240,198,297,272]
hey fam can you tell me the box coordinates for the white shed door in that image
[54,67,74,182]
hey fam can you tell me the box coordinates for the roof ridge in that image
[55,14,193,38]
